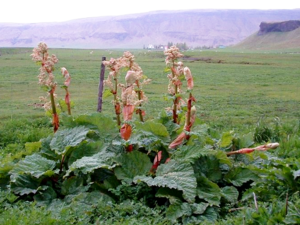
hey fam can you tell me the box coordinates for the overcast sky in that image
[1,0,300,23]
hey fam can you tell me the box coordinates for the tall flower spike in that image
[164,46,184,124]
[31,42,59,132]
[124,55,149,122]
[103,56,127,126]
[61,67,71,115]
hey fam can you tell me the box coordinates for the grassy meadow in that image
[0,47,299,129]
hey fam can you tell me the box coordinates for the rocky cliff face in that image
[1,9,300,49]
[259,20,300,35]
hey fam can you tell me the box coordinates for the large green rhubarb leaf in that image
[10,174,46,195]
[197,207,219,222]
[68,141,105,166]
[134,160,197,203]
[10,154,57,181]
[193,156,222,182]
[61,176,88,195]
[191,202,209,215]
[135,120,169,138]
[173,146,211,163]
[73,113,118,138]
[225,167,259,187]
[50,126,90,155]
[197,176,221,206]
[214,150,232,167]
[65,150,116,177]
[221,186,239,203]
[131,121,170,146]
[114,151,152,184]
[40,136,59,160]
[219,131,234,148]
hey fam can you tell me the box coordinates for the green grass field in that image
[1,47,299,129]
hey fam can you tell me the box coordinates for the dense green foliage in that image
[1,112,300,224]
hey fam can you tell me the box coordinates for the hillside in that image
[235,20,300,50]
[0,9,300,49]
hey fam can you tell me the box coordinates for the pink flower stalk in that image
[164,48,197,148]
[124,52,149,122]
[256,142,279,150]
[120,86,138,147]
[185,91,196,142]
[226,143,280,156]
[104,52,150,152]
[31,42,59,133]
[103,53,148,125]
[164,47,185,124]
[169,132,187,149]
[103,57,124,126]
[61,67,71,115]
[169,106,196,149]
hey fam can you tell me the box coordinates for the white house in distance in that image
[147,44,154,49]
[145,44,168,50]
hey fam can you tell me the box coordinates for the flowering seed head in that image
[176,61,184,75]
[61,67,71,87]
[164,46,184,65]
[168,81,175,95]
[125,70,138,87]
[184,67,194,90]
[123,51,135,63]
[121,86,135,105]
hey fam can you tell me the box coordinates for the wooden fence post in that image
[97,56,106,112]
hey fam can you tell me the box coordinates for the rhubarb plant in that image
[103,51,150,150]
[1,45,287,224]
[31,43,73,132]
[31,43,60,132]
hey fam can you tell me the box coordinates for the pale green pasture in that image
[0,48,299,129]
